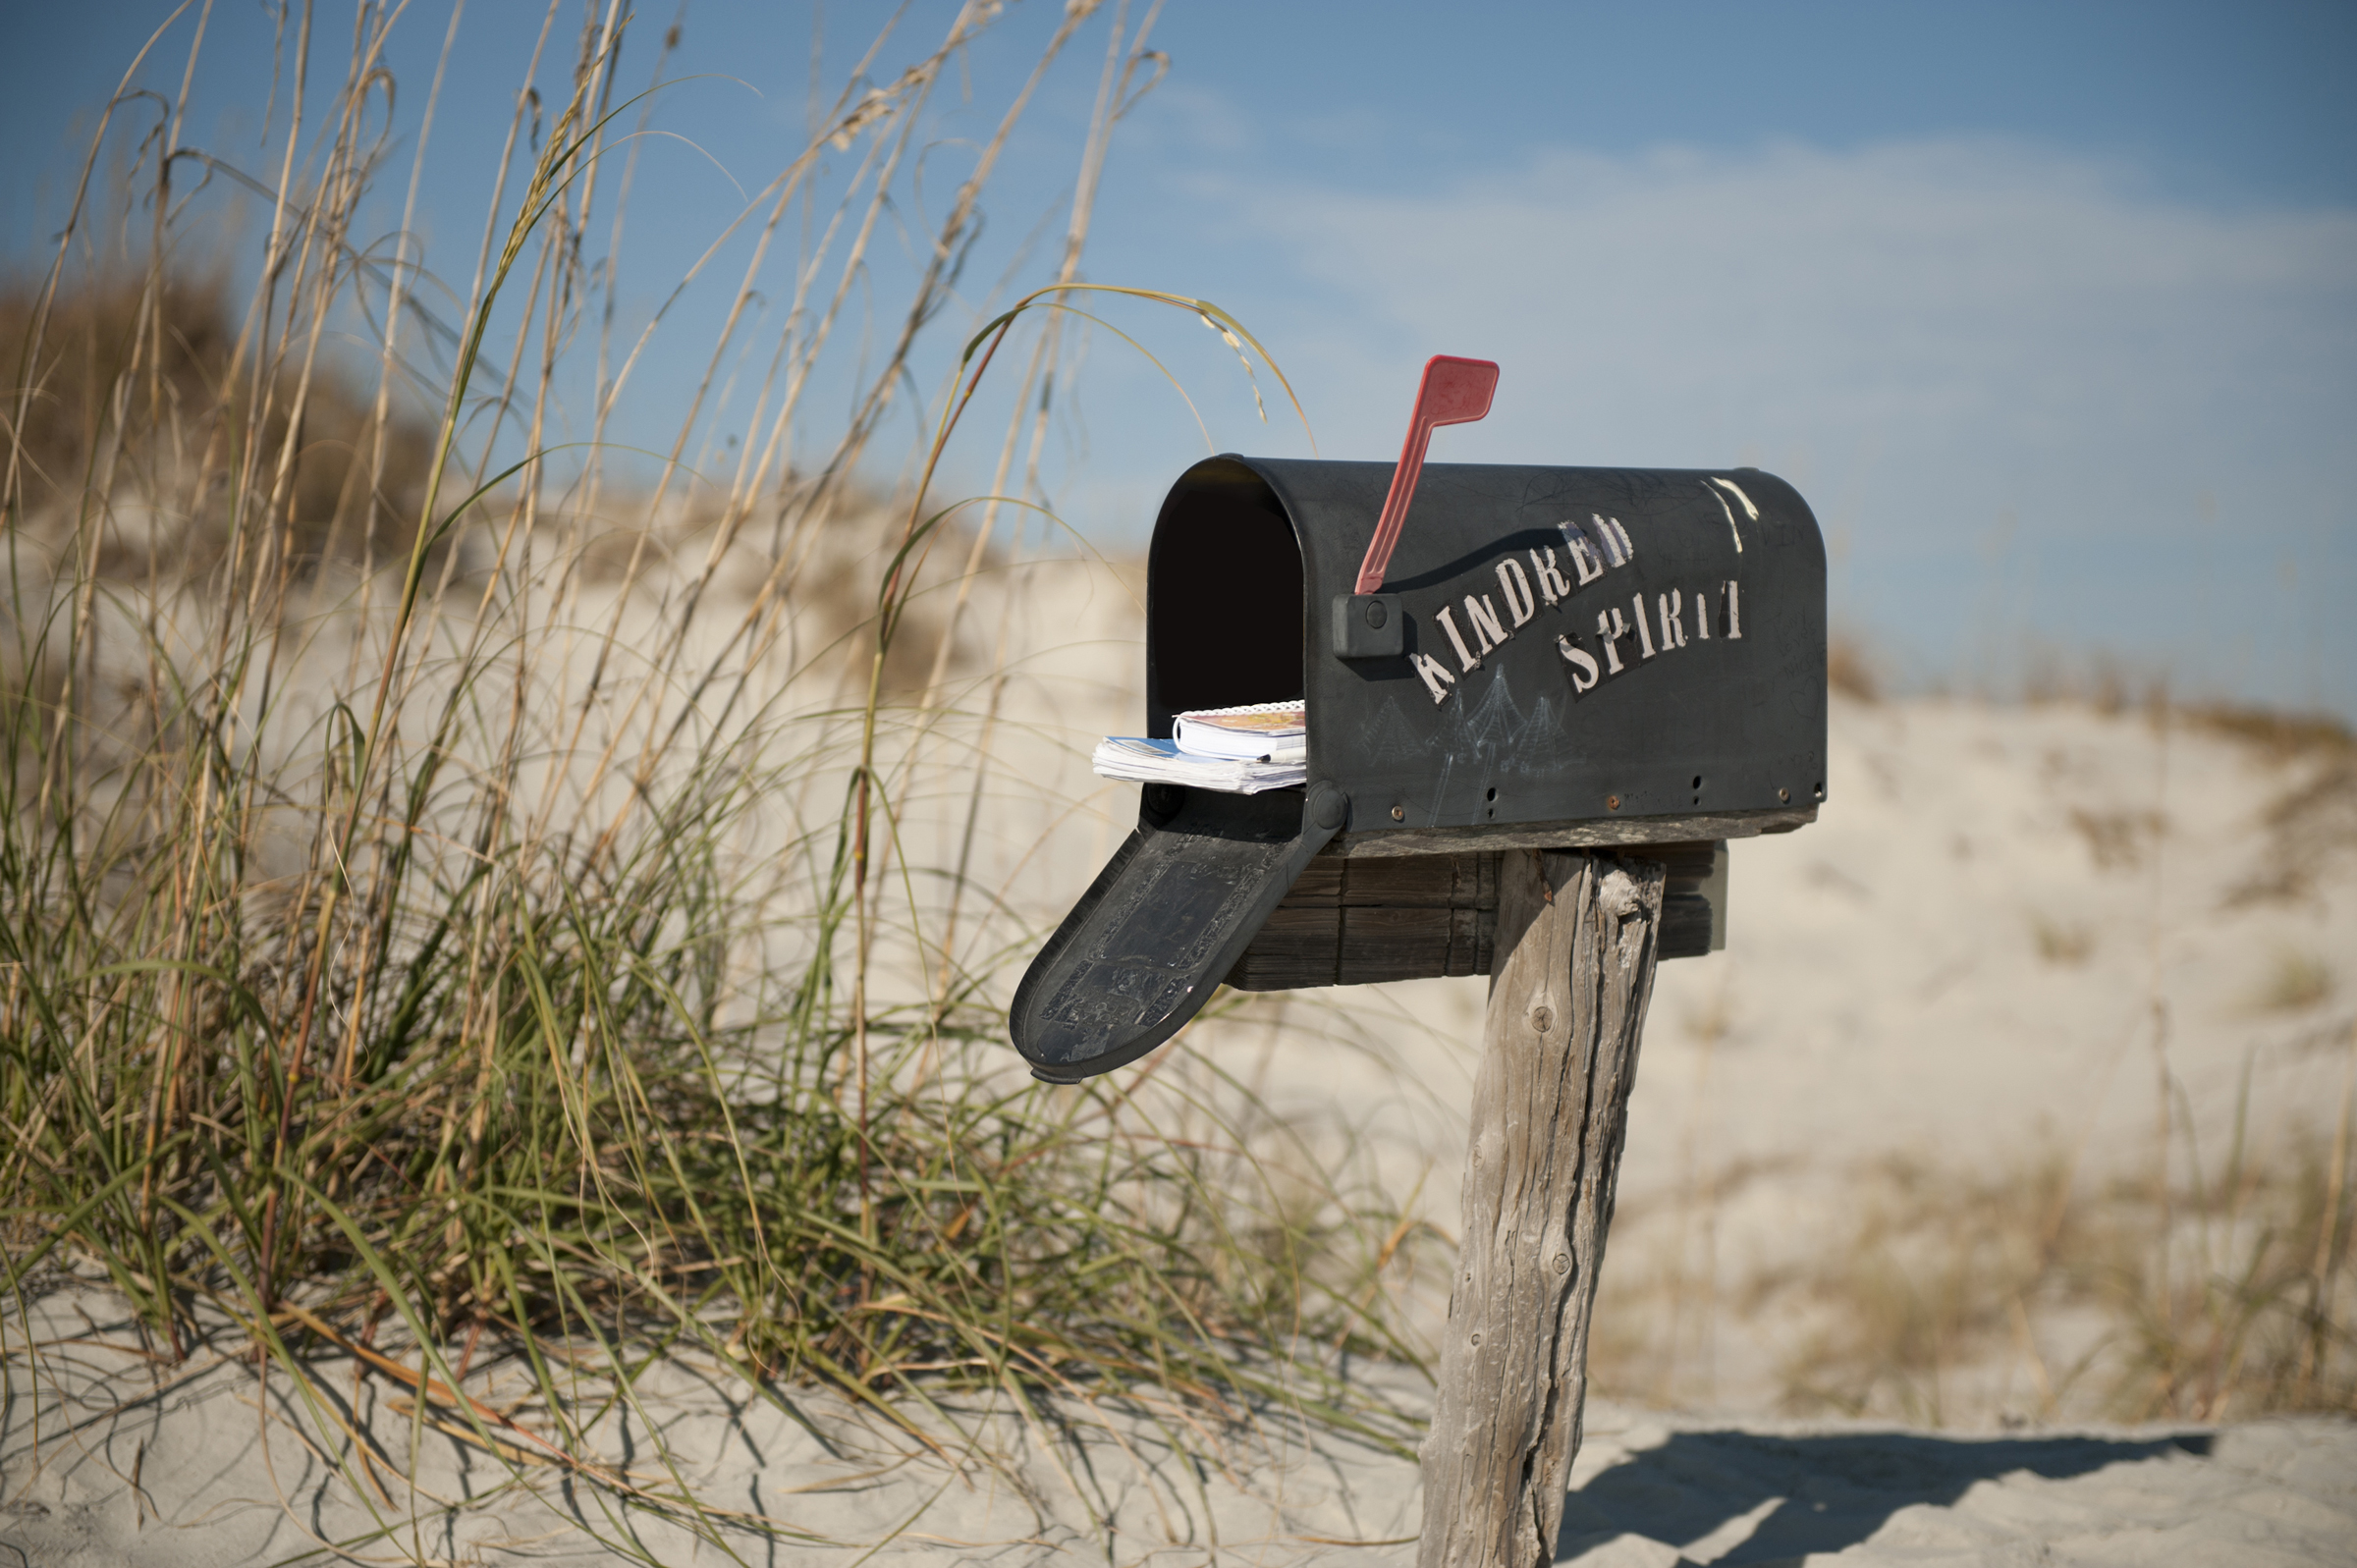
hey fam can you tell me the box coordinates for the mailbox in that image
[1014,392,1825,1082]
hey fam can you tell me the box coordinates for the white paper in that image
[1090,737,1307,794]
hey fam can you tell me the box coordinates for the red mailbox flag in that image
[1353,354,1500,595]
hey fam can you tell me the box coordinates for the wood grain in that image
[1330,803,1812,858]
[1226,843,1706,989]
[1417,849,1665,1568]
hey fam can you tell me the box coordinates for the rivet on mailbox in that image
[1012,357,1826,1083]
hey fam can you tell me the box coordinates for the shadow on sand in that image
[1557,1427,2211,1564]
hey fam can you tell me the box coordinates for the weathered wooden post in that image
[1008,359,1825,1561]
[1418,848,1662,1567]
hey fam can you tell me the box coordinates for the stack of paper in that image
[1092,701,1307,794]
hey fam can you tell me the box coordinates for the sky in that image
[5,0,2353,715]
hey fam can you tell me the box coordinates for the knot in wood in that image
[1555,1252,1570,1274]
[1529,1004,1554,1034]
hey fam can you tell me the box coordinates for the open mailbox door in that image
[1014,430,1826,1083]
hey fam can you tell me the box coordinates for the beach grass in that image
[1,4,1420,1553]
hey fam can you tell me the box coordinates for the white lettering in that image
[1704,479,1747,554]
[1723,578,1742,640]
[1658,589,1687,650]
[1561,520,1606,584]
[1558,635,1600,692]
[1412,652,1458,704]
[1595,608,1628,675]
[1595,514,1634,568]
[1437,604,1482,672]
[1592,514,1624,568]
[1529,547,1570,605]
[1464,593,1508,655]
[1631,593,1657,660]
[1496,558,1537,627]
[1695,586,1711,640]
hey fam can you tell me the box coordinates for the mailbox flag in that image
[1354,355,1500,595]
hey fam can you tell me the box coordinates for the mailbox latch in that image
[1331,592,1403,660]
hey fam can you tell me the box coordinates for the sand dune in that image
[1182,692,2357,1425]
[6,538,2353,1560]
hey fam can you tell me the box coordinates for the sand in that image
[7,1277,2353,1564]
[7,545,2355,1562]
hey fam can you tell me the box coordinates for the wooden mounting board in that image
[1325,804,1814,859]
[1224,838,1722,991]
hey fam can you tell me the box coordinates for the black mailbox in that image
[1014,404,1825,1082]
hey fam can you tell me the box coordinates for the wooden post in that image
[1418,848,1666,1568]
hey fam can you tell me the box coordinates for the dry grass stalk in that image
[1590,1095,2357,1425]
[1,4,1418,1554]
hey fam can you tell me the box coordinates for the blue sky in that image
[6,1,2352,714]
